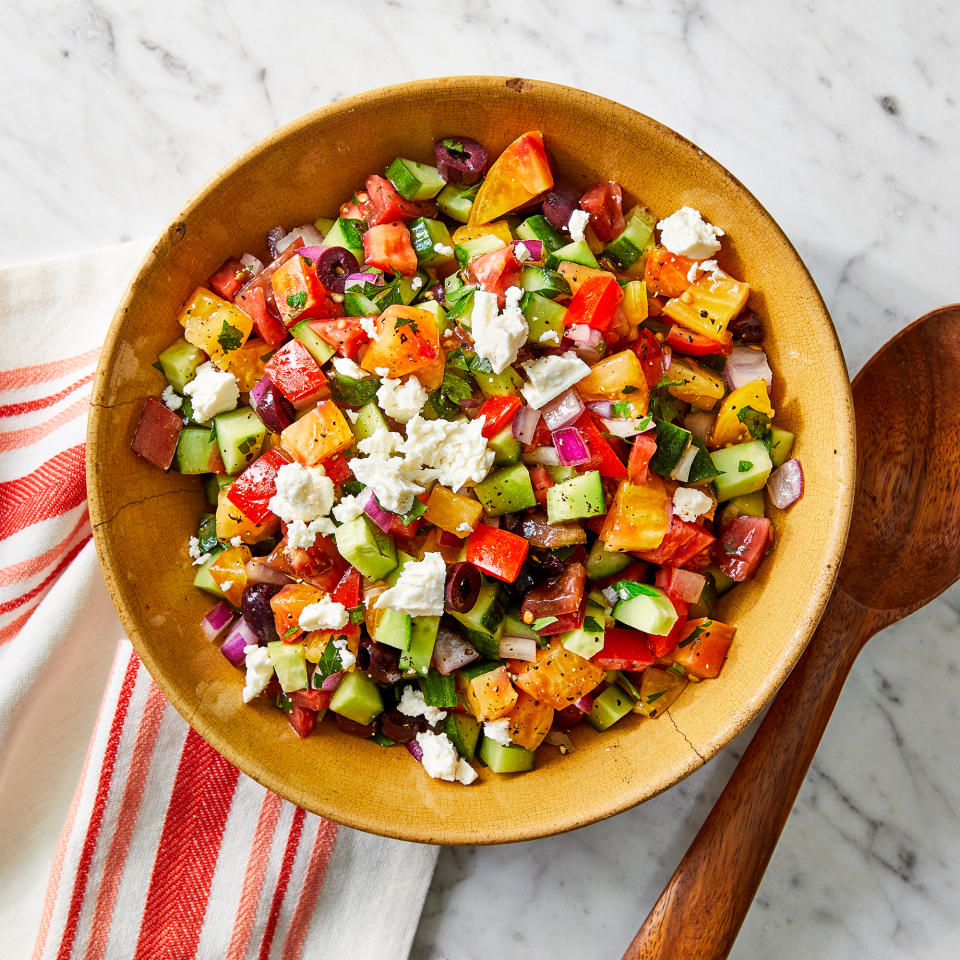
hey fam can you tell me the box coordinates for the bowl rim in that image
[87,75,856,844]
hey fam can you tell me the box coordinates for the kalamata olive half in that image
[249,376,295,433]
[380,709,426,743]
[729,309,764,343]
[541,180,582,232]
[356,640,403,685]
[433,137,488,185]
[316,247,359,294]
[241,583,283,644]
[335,713,378,738]
[444,561,481,613]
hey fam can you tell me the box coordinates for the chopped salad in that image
[132,131,802,785]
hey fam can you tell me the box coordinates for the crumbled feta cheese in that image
[299,595,349,632]
[538,330,560,343]
[332,356,370,380]
[161,385,182,411]
[230,536,243,547]
[403,416,495,490]
[520,351,591,409]
[567,208,590,242]
[242,645,274,703]
[182,362,239,423]
[268,462,336,549]
[656,207,724,259]
[219,580,234,593]
[411,276,424,291]
[471,287,528,375]
[333,492,366,525]
[433,242,454,256]
[483,718,512,746]
[377,376,428,423]
[357,426,405,457]
[685,258,726,284]
[345,408,360,424]
[398,685,447,725]
[374,367,390,378]
[188,536,210,566]
[686,261,700,284]
[416,730,477,784]
[286,517,336,549]
[374,552,446,617]
[672,486,713,523]
[348,449,429,514]
[333,637,356,670]
[359,316,378,339]
[456,521,473,535]
[515,242,532,263]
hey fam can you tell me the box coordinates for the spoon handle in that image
[621,587,874,960]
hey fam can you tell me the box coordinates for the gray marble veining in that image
[2,1,958,957]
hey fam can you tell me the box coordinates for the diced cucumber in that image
[602,206,656,271]
[416,299,448,337]
[560,599,606,660]
[545,239,599,270]
[455,234,506,270]
[478,738,535,773]
[519,266,571,300]
[458,660,503,684]
[516,214,566,253]
[586,538,631,580]
[488,425,521,466]
[401,616,440,675]
[443,712,481,759]
[473,463,536,516]
[546,471,604,524]
[687,437,722,483]
[473,364,524,399]
[175,426,219,475]
[330,671,384,726]
[322,217,365,261]
[334,516,398,580]
[650,420,693,478]
[192,547,225,597]
[546,464,578,483]
[687,571,719,619]
[710,440,773,501]
[343,291,381,317]
[374,607,412,651]
[203,473,233,506]
[586,684,634,731]
[213,408,266,476]
[385,157,445,200]
[613,586,678,635]
[313,216,336,237]
[450,580,505,658]
[718,490,766,529]
[444,273,476,303]
[409,217,456,268]
[351,401,390,442]
[394,270,430,306]
[158,338,205,392]
[501,610,539,641]
[419,670,457,708]
[292,320,336,365]
[436,182,480,223]
[266,641,308,693]
[769,426,795,468]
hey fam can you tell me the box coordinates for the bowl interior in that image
[88,76,855,844]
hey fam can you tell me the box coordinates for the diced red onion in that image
[553,426,590,466]
[296,244,324,262]
[573,692,595,715]
[344,271,385,290]
[541,388,585,431]
[221,618,259,666]
[725,343,773,390]
[522,446,561,466]
[483,515,501,528]
[566,324,604,347]
[201,601,235,643]
[363,491,394,533]
[240,253,264,276]
[544,730,575,752]
[499,636,537,661]
[278,224,322,252]
[320,671,344,692]
[767,457,804,509]
[670,444,699,482]
[588,400,613,419]
[432,628,480,675]
[406,739,423,762]
[684,410,714,441]
[459,395,482,414]
[511,405,541,444]
[663,350,672,371]
[514,239,543,261]
[245,560,290,586]
[601,417,653,438]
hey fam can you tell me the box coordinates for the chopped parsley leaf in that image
[217,319,244,352]
[285,290,307,313]
[738,460,753,472]
[583,616,603,633]
[613,580,659,600]
[532,616,559,632]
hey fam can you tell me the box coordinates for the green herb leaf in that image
[217,319,244,352]
[446,347,469,371]
[612,401,631,418]
[152,360,165,374]
[272,691,293,713]
[738,460,753,472]
[400,499,428,525]
[532,616,558,632]
[282,625,300,639]
[667,662,687,678]
[468,354,493,375]
[647,374,684,423]
[314,641,343,681]
[645,690,666,704]
[613,580,660,600]
[616,672,643,700]
[285,290,307,314]
[737,406,771,442]
[583,616,603,633]
[395,315,420,335]
[442,138,468,157]
[368,732,396,747]
[429,369,475,418]
[678,624,706,649]
[348,605,365,625]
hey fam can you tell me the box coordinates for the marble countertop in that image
[5,1,958,957]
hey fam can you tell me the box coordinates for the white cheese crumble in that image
[456,521,473,535]
[483,718,513,746]
[161,385,182,411]
[514,242,532,263]
[332,356,371,380]
[657,207,724,260]
[538,330,560,343]
[332,492,366,525]
[299,595,349,632]
[286,517,336,549]
[348,451,428,515]
[374,367,390,378]
[359,316,378,339]
[471,287,529,376]
[357,426,405,457]
[672,486,713,523]
[416,730,478,784]
[433,242,454,256]
[220,580,234,594]
[268,462,336,549]
[520,351,591,409]
[333,636,356,670]
[411,276,424,291]
[182,362,239,423]
[230,536,243,547]
[567,208,590,242]
[398,685,448,725]
[242,645,274,703]
[686,259,726,284]
[404,415,495,490]
[188,536,211,567]
[377,376,428,423]
[374,552,446,617]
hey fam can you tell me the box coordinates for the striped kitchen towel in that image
[0,245,438,960]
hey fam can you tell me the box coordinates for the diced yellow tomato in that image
[666,618,736,679]
[709,378,774,448]
[599,475,671,552]
[302,631,359,665]
[280,401,354,465]
[270,582,325,641]
[177,287,253,367]
[413,352,446,392]
[667,357,726,411]
[620,280,649,337]
[662,273,749,345]
[424,485,483,537]
[575,349,648,411]
[208,545,251,607]
[216,488,280,543]
[362,581,388,639]
[504,690,554,750]
[360,305,441,379]
[512,641,605,711]
[218,337,270,392]
[636,666,687,718]
[468,131,554,226]
[465,666,518,721]
[557,261,610,295]
[451,221,514,246]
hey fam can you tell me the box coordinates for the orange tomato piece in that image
[423,485,483,537]
[575,349,648,410]
[360,305,441,378]
[512,641,604,711]
[599,475,671,552]
[270,582,325,642]
[361,222,418,277]
[644,247,697,299]
[504,690,554,750]
[280,401,354,465]
[468,131,554,225]
[177,287,253,367]
[666,618,736,678]
[465,666,518,721]
[557,261,612,295]
[271,254,342,325]
[216,488,280,544]
[208,544,251,607]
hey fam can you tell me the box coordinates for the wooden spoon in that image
[623,304,960,960]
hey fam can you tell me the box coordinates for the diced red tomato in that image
[666,324,734,357]
[310,316,370,358]
[389,513,424,539]
[668,618,737,679]
[527,416,553,449]
[277,534,347,592]
[130,397,182,470]
[468,246,522,307]
[715,515,772,581]
[225,448,290,524]
[234,284,288,348]
[535,597,586,636]
[562,275,623,331]
[330,566,362,609]
[579,181,625,243]
[591,559,648,591]
[631,329,667,388]
[644,246,696,299]
[574,412,627,478]
[365,175,434,226]
[635,514,715,570]
[286,703,316,739]
[362,222,418,277]
[655,566,707,605]
[530,464,554,506]
[208,256,246,300]
[466,524,530,583]
[627,432,658,485]
[477,395,522,438]
[647,596,690,658]
[593,626,655,671]
[322,453,353,485]
[290,688,332,712]
[552,704,587,731]
[264,340,328,409]
[272,254,342,325]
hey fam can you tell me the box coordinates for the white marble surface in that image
[4,1,959,957]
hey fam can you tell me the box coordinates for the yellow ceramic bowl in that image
[88,77,855,844]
